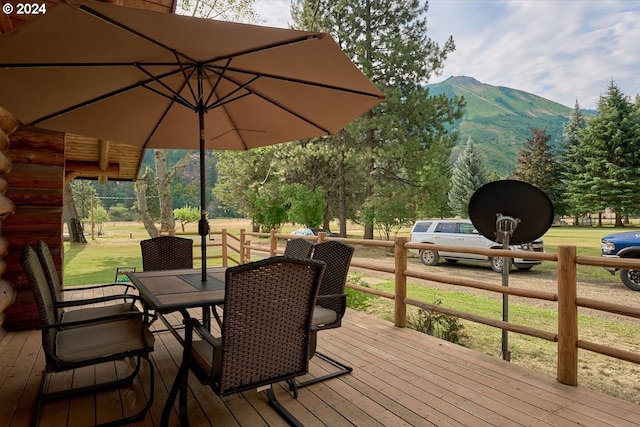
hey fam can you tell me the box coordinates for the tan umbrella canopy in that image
[0,0,384,279]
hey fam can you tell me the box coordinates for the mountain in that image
[426,76,573,176]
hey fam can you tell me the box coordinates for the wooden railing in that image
[203,228,640,387]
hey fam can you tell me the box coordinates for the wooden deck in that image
[2,308,640,427]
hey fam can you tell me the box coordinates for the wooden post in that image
[245,239,251,261]
[239,229,245,264]
[394,237,407,328]
[557,244,578,386]
[317,231,327,243]
[270,229,277,257]
[221,229,228,267]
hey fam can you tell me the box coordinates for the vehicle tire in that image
[419,249,439,266]
[514,264,533,271]
[490,256,511,273]
[619,269,640,291]
[444,258,459,264]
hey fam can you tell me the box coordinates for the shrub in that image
[407,300,468,345]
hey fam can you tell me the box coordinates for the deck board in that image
[2,305,640,427]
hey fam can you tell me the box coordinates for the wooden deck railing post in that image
[221,229,228,267]
[557,244,578,386]
[270,229,277,256]
[394,237,407,327]
[239,229,246,264]
[317,231,327,242]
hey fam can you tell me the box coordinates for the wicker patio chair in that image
[20,245,155,427]
[297,240,355,388]
[140,235,194,271]
[162,256,325,427]
[284,237,315,258]
[36,240,138,324]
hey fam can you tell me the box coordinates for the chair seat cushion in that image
[191,338,222,378]
[56,319,154,362]
[312,305,337,327]
[61,303,136,324]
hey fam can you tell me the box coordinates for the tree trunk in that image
[155,149,175,233]
[63,182,86,243]
[135,179,159,238]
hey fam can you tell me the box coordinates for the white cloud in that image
[254,0,640,109]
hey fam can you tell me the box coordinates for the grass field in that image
[63,219,640,405]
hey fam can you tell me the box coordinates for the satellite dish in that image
[468,180,554,245]
[468,179,554,362]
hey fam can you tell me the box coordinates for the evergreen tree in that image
[290,0,465,238]
[512,128,563,213]
[581,81,640,226]
[561,101,589,224]
[448,137,488,218]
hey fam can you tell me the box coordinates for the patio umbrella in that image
[0,0,385,280]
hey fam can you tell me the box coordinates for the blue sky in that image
[253,0,640,109]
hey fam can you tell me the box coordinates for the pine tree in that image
[581,81,640,226]
[561,101,589,224]
[448,137,488,218]
[512,128,563,213]
[290,0,465,237]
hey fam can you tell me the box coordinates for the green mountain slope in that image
[426,76,573,176]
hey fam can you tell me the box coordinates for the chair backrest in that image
[283,238,314,259]
[20,245,58,355]
[217,256,325,396]
[311,240,355,315]
[35,240,64,319]
[140,236,193,271]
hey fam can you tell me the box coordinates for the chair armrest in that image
[316,293,347,301]
[61,282,135,293]
[54,294,143,308]
[38,310,144,330]
[187,318,221,347]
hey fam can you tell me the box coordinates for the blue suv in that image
[601,230,640,291]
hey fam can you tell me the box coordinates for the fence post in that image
[317,231,327,243]
[221,229,228,267]
[394,237,407,328]
[557,244,578,386]
[270,229,277,257]
[239,229,246,264]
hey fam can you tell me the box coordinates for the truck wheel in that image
[620,269,640,291]
[419,249,439,266]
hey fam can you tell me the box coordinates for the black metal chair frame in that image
[162,256,325,427]
[36,240,138,323]
[296,240,355,389]
[21,245,155,427]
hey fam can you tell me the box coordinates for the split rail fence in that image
[195,228,640,388]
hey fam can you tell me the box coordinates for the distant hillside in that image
[426,76,573,176]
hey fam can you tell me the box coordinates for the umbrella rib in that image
[208,64,384,99]
[29,67,189,125]
[136,63,195,109]
[78,2,198,64]
[204,58,232,107]
[203,74,260,113]
[205,69,333,135]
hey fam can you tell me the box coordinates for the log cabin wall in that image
[0,1,178,331]
[3,127,64,330]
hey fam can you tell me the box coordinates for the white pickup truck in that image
[409,219,544,272]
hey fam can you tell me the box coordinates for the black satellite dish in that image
[468,180,554,245]
[468,179,554,362]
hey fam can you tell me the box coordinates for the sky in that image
[252,0,640,109]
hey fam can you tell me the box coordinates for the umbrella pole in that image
[197,65,209,283]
